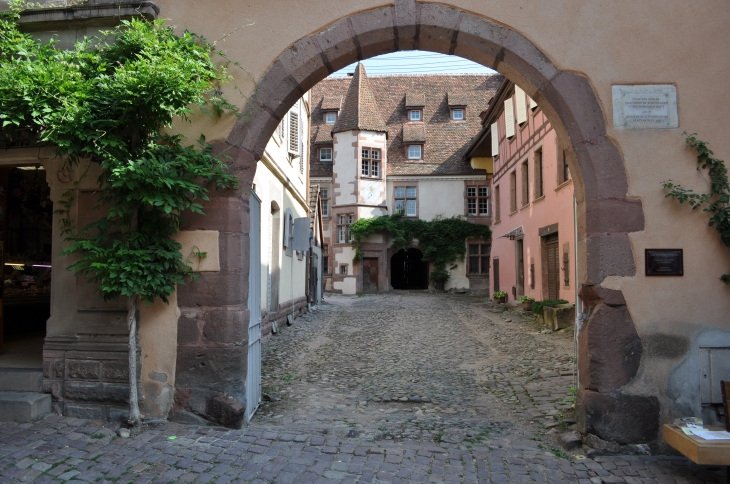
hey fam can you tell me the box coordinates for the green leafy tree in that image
[662,134,730,284]
[349,214,491,286]
[0,11,238,425]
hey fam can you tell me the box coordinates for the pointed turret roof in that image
[332,63,387,134]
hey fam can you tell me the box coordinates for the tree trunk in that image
[127,295,141,426]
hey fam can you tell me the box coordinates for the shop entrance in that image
[0,166,52,370]
[390,248,428,290]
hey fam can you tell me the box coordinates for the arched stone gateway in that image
[184,0,653,444]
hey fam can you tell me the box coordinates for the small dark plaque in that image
[645,249,683,276]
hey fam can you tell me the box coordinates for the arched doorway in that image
[391,248,429,290]
[174,1,652,443]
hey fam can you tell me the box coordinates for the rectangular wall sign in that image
[645,249,683,276]
[612,85,678,129]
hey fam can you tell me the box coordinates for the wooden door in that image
[546,236,560,300]
[493,258,500,293]
[516,239,524,296]
[362,258,378,293]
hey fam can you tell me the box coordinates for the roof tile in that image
[332,63,387,134]
[310,72,503,177]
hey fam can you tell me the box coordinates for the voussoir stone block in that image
[253,59,304,121]
[393,0,417,50]
[416,3,461,54]
[183,197,244,233]
[579,303,642,392]
[453,14,507,69]
[499,30,559,94]
[278,36,331,94]
[542,71,606,146]
[350,7,396,60]
[227,101,281,158]
[315,18,361,73]
[573,135,631,200]
[577,389,660,444]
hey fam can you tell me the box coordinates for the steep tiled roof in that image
[321,96,342,111]
[403,124,426,143]
[405,92,425,107]
[313,125,333,145]
[447,92,468,106]
[309,73,503,177]
[332,63,387,134]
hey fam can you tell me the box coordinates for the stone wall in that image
[261,297,309,342]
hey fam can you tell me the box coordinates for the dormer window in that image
[324,112,337,124]
[409,110,422,122]
[407,145,422,160]
[320,147,333,162]
[451,108,465,121]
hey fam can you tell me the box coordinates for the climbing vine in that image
[0,9,240,424]
[349,214,491,284]
[662,133,730,284]
[0,12,239,303]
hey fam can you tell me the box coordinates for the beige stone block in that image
[174,230,220,272]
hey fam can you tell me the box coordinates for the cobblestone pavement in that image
[0,293,727,483]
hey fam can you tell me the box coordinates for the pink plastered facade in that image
[488,83,575,303]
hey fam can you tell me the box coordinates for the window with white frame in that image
[361,148,380,178]
[320,147,332,162]
[324,112,337,124]
[452,108,464,120]
[467,186,489,216]
[409,110,422,121]
[321,188,329,217]
[337,214,353,243]
[395,186,417,216]
[407,144,422,160]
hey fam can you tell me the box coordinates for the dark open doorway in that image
[390,248,428,290]
[0,166,52,370]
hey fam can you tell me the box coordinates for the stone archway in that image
[182,1,655,443]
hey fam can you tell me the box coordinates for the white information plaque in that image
[612,85,678,129]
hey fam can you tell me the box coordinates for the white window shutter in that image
[490,122,499,157]
[515,86,527,125]
[504,98,515,139]
[288,110,300,154]
[530,96,538,111]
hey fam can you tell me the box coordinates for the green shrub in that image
[531,299,568,314]
[519,296,534,303]
[493,291,507,299]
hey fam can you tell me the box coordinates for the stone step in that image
[0,368,43,392]
[0,391,52,422]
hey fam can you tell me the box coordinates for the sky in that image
[329,51,497,77]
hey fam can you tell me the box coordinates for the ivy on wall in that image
[0,9,239,424]
[662,133,730,284]
[349,214,491,284]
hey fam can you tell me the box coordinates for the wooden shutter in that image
[515,85,527,125]
[546,236,559,299]
[490,122,499,157]
[504,98,515,138]
[493,258,500,292]
[288,110,299,154]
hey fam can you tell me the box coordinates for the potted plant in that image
[519,295,535,311]
[493,291,507,304]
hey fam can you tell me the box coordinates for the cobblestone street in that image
[0,293,727,483]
